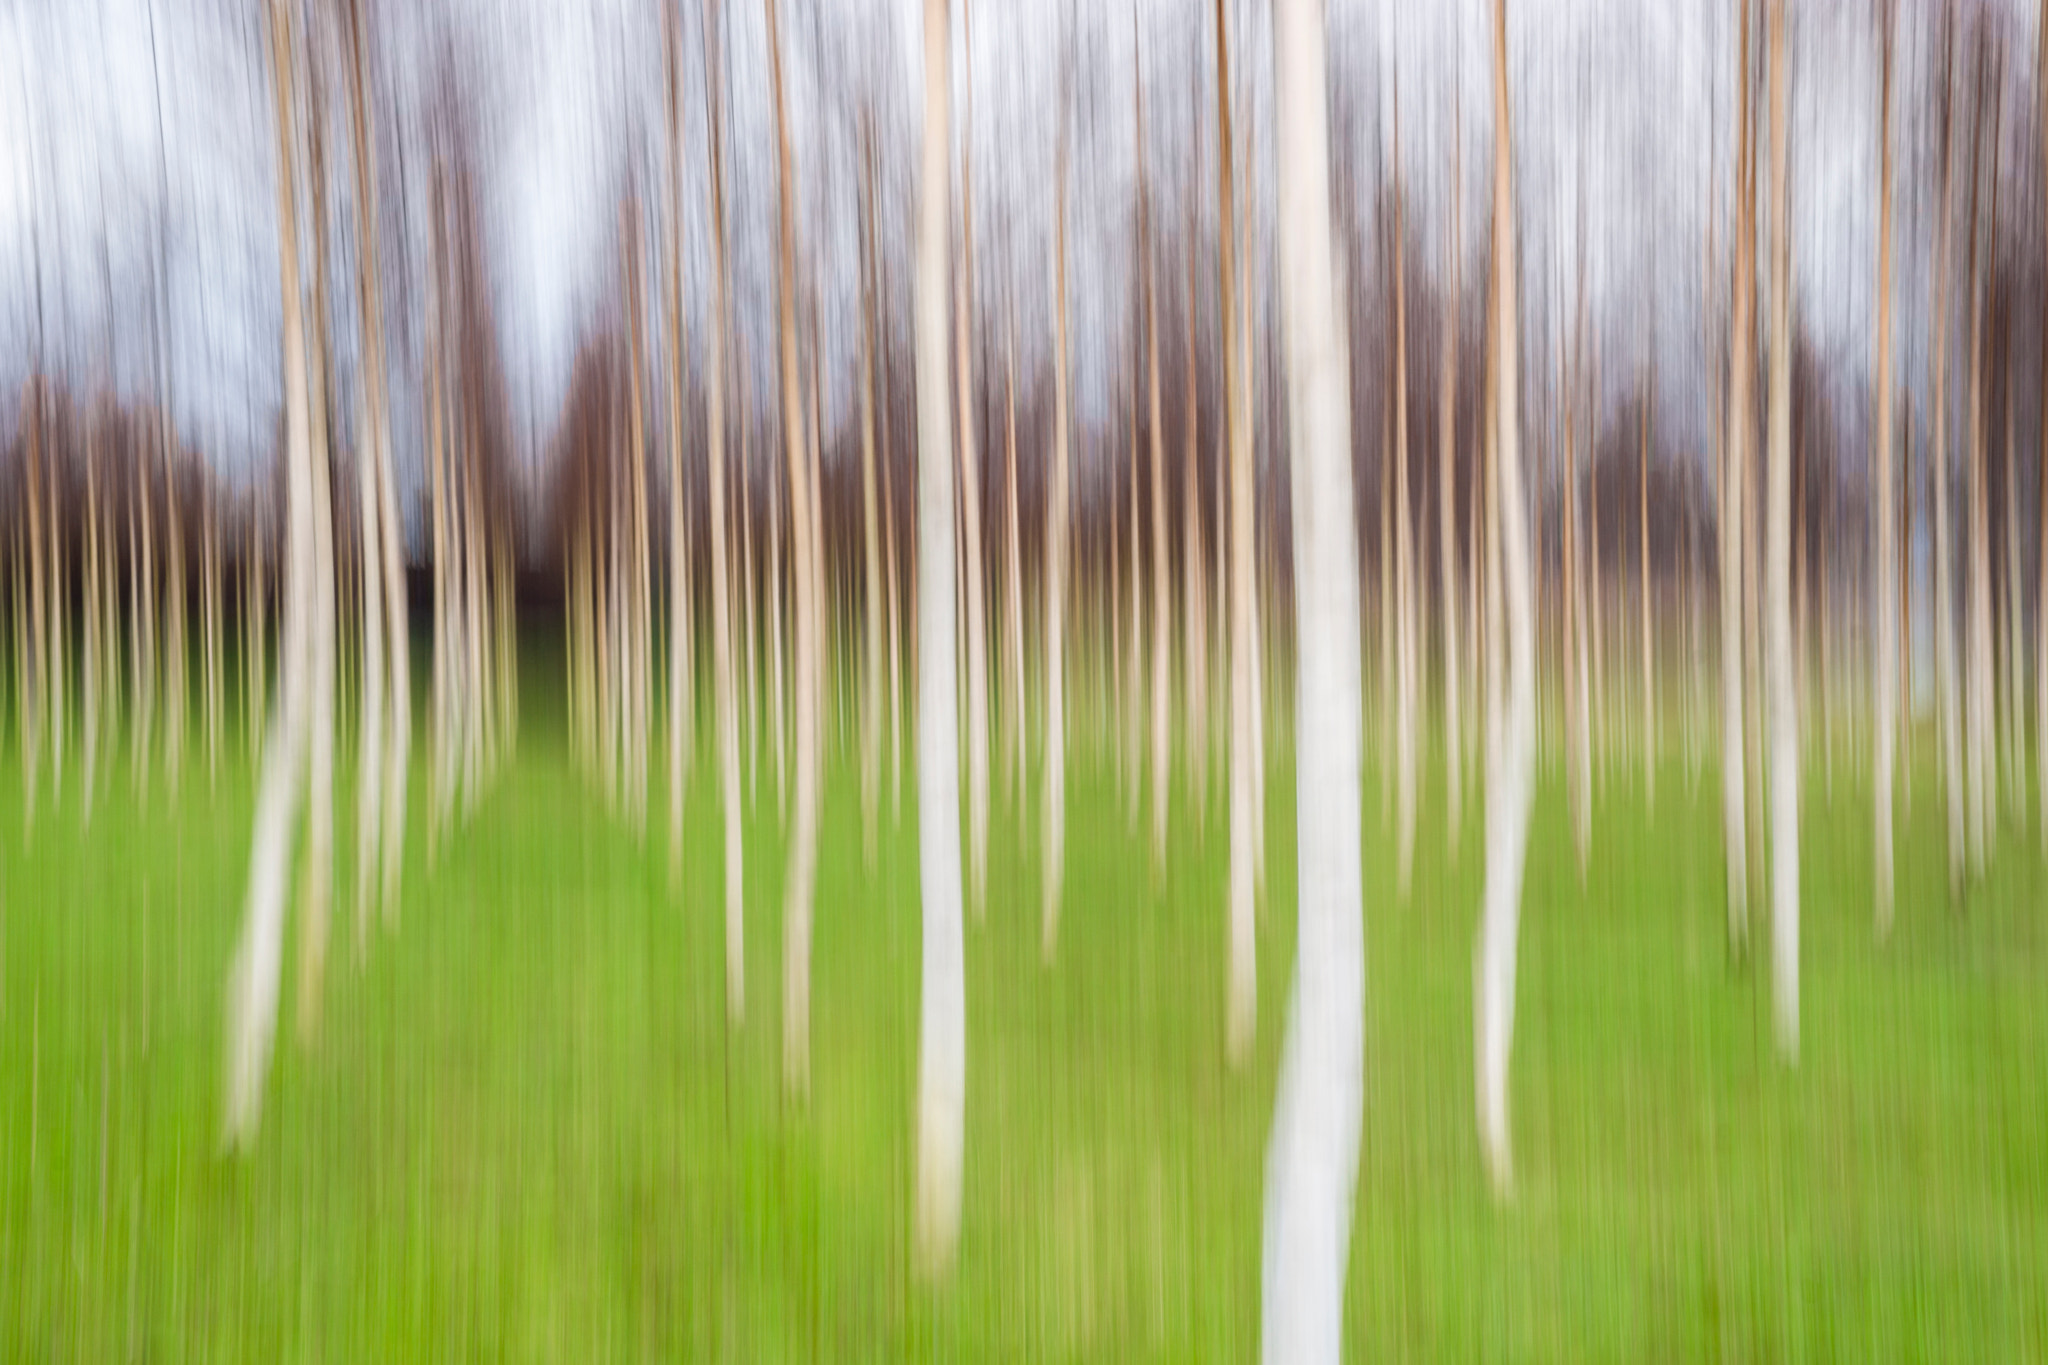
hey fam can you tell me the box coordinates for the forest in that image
[4,0,2047,1357]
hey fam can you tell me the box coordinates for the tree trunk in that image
[1003,316,1027,808]
[767,0,820,1098]
[1137,61,1172,875]
[915,0,966,1278]
[1263,0,1369,1338]
[83,426,102,821]
[298,78,341,1040]
[1440,110,1463,854]
[1640,363,1654,809]
[1392,114,1417,899]
[860,122,884,867]
[702,16,742,1007]
[1874,0,1897,932]
[1215,0,1255,1062]
[667,9,695,881]
[347,2,390,938]
[957,0,991,916]
[1476,0,1536,1199]
[1721,0,1753,946]
[1043,121,1071,961]
[1764,0,1799,1060]
[1184,235,1209,823]
[225,0,317,1148]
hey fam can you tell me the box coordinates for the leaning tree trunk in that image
[914,0,966,1278]
[1764,0,1799,1061]
[767,0,820,1098]
[347,0,391,937]
[1260,0,1366,1356]
[1214,0,1255,1062]
[225,0,318,1149]
[1873,0,1897,933]
[1476,0,1536,1200]
[297,82,342,1040]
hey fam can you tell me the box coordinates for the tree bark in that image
[1476,0,1536,1199]
[767,0,820,1098]
[1043,118,1071,961]
[1764,0,1799,1060]
[225,0,317,1148]
[915,0,966,1278]
[956,0,991,916]
[1874,0,1897,932]
[1215,0,1255,1062]
[1261,0,1366,1354]
[1720,0,1753,947]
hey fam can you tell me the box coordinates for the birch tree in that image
[225,0,318,1147]
[1043,91,1071,960]
[1215,0,1255,1062]
[1764,0,1798,1059]
[766,0,820,1097]
[1720,0,1754,947]
[956,0,991,914]
[1260,0,1366,1352]
[1873,0,1897,932]
[914,0,966,1278]
[1475,0,1537,1197]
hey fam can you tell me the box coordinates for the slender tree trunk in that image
[1721,0,1753,946]
[83,427,102,821]
[1003,316,1027,808]
[1640,362,1654,809]
[1440,109,1463,854]
[767,0,820,1097]
[1044,122,1071,961]
[1936,25,1965,900]
[225,0,317,1148]
[859,122,884,867]
[1476,0,1536,1199]
[667,9,695,880]
[1215,0,1255,1062]
[1261,0,1366,1350]
[1764,0,1799,1059]
[1392,115,1418,898]
[1184,236,1209,823]
[956,0,991,915]
[1963,45,1991,881]
[914,0,966,1278]
[1137,60,1172,875]
[1874,0,1897,932]
[297,80,341,1040]
[884,343,905,818]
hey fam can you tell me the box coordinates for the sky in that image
[1,0,2043,549]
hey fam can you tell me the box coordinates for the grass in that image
[4,661,2047,1359]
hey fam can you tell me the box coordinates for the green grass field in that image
[4,672,2047,1359]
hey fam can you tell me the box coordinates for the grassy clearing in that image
[3,674,2046,1358]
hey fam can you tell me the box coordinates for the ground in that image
[4,677,2047,1359]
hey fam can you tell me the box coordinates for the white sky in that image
[1,0,2042,542]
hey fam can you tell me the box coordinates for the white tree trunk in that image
[1873,0,1896,934]
[956,0,991,915]
[1260,0,1365,1357]
[1215,0,1255,1064]
[1764,0,1799,1061]
[1476,0,1535,1200]
[914,0,966,1278]
[226,0,317,1148]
